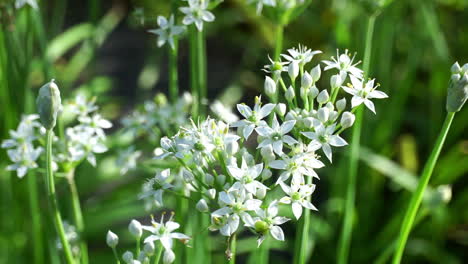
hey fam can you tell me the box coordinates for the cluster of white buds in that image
[447,62,468,112]
[106,214,190,264]
[148,0,216,48]
[147,44,388,249]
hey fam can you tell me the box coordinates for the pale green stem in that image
[392,112,456,263]
[294,176,312,264]
[68,174,88,264]
[189,26,199,119]
[196,29,207,117]
[168,42,179,103]
[153,244,164,264]
[274,24,284,61]
[229,234,237,264]
[337,13,377,264]
[45,130,75,264]
[112,247,121,264]
[27,171,44,264]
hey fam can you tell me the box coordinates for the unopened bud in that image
[301,72,313,89]
[309,85,319,98]
[310,65,321,83]
[36,79,62,130]
[285,86,295,101]
[340,111,355,128]
[196,199,209,212]
[206,189,216,200]
[317,107,329,123]
[330,74,343,88]
[256,187,266,199]
[144,241,155,256]
[217,174,226,186]
[288,61,299,80]
[123,251,134,263]
[260,145,275,162]
[129,219,143,239]
[264,76,276,97]
[205,174,214,185]
[336,98,346,112]
[446,71,468,112]
[276,103,287,116]
[261,168,272,180]
[317,90,329,104]
[106,230,119,248]
[451,62,461,74]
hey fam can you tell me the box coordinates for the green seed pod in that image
[446,73,468,113]
[36,79,62,130]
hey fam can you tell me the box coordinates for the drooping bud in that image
[196,199,209,212]
[336,98,346,112]
[276,103,287,116]
[128,219,143,239]
[446,70,468,112]
[264,76,277,97]
[285,86,295,101]
[310,65,321,83]
[36,79,62,130]
[288,61,299,81]
[317,90,329,104]
[106,230,119,248]
[301,72,313,89]
[340,111,356,128]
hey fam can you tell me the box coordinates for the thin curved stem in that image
[337,13,377,264]
[45,130,75,264]
[68,175,88,264]
[392,112,455,263]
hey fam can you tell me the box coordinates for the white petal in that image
[301,200,318,211]
[201,11,215,22]
[329,135,347,147]
[255,126,273,137]
[258,104,276,119]
[322,143,332,162]
[243,124,255,139]
[351,96,365,108]
[292,202,303,219]
[364,99,376,114]
[283,135,298,145]
[272,141,283,155]
[281,120,296,134]
[369,90,388,99]
[270,226,285,241]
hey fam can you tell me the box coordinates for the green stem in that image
[274,24,284,61]
[337,14,377,264]
[229,234,237,264]
[257,238,269,264]
[294,176,312,264]
[392,112,455,263]
[196,29,207,117]
[27,171,44,264]
[189,26,199,119]
[153,245,164,264]
[112,247,121,264]
[45,130,75,264]
[168,41,179,103]
[68,175,88,264]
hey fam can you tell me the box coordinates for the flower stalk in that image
[27,171,44,264]
[168,40,179,103]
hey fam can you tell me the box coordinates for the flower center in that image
[292,192,301,201]
[254,220,269,234]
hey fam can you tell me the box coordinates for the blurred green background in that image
[1,0,467,263]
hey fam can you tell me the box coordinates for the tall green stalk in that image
[229,234,237,264]
[294,176,312,264]
[337,14,377,264]
[274,24,284,61]
[168,41,179,103]
[68,174,88,264]
[27,172,44,264]
[45,130,75,264]
[189,27,199,119]
[196,29,207,117]
[392,112,456,263]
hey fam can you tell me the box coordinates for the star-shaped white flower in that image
[342,75,388,114]
[243,200,290,246]
[248,0,276,14]
[255,115,298,155]
[228,158,267,195]
[148,15,185,50]
[180,0,215,31]
[301,124,347,162]
[138,169,174,208]
[142,216,190,252]
[231,97,275,139]
[322,49,363,78]
[282,45,322,66]
[279,182,317,219]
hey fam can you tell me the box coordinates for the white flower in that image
[255,115,297,155]
[106,230,119,248]
[66,127,108,166]
[282,45,322,66]
[66,94,98,117]
[117,146,142,175]
[263,55,289,80]
[211,189,262,236]
[342,75,388,114]
[231,97,275,139]
[138,169,174,208]
[269,144,324,184]
[248,0,276,14]
[228,158,267,195]
[180,0,215,31]
[148,15,185,50]
[1,115,41,149]
[243,200,289,246]
[77,113,112,139]
[301,124,347,162]
[210,100,239,124]
[142,217,190,252]
[15,0,38,9]
[129,219,143,239]
[5,144,43,178]
[279,182,317,219]
[322,49,363,78]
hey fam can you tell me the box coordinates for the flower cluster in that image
[141,45,388,249]
[107,215,190,264]
[248,0,306,15]
[1,115,44,178]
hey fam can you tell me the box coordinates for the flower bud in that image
[309,85,319,98]
[260,145,275,163]
[288,61,299,80]
[301,72,313,89]
[317,90,329,104]
[256,187,266,199]
[196,199,209,212]
[226,140,239,155]
[144,241,155,256]
[36,79,62,130]
[285,86,295,101]
[164,249,175,264]
[264,76,277,97]
[276,103,287,116]
[451,62,461,74]
[261,168,272,180]
[340,111,355,128]
[300,87,307,99]
[462,63,468,73]
[303,117,314,128]
[446,72,468,112]
[123,251,134,263]
[310,65,321,83]
[317,107,329,123]
[329,111,339,121]
[128,219,143,239]
[330,74,343,89]
[106,230,119,248]
[206,189,216,199]
[205,174,214,185]
[336,98,346,112]
[325,102,334,111]
[217,174,226,186]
